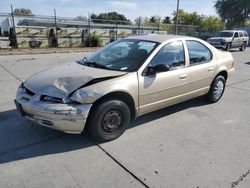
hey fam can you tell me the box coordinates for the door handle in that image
[208,67,214,72]
[179,74,187,79]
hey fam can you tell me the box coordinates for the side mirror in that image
[146,64,170,75]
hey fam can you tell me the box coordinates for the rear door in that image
[185,40,216,97]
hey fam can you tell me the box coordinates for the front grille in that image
[40,95,63,103]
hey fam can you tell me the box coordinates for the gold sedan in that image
[15,34,235,141]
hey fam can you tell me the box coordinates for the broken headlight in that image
[221,39,226,45]
[41,95,79,104]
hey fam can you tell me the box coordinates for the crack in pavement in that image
[63,165,83,188]
[0,64,22,83]
[231,169,250,188]
[227,78,250,87]
[0,134,66,156]
[85,135,150,188]
[230,86,250,92]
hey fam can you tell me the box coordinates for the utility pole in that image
[175,0,180,35]
[138,17,141,34]
[115,19,118,40]
[10,4,17,48]
[54,8,58,47]
[88,12,91,47]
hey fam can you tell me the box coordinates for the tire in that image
[225,43,231,51]
[240,42,246,51]
[205,75,226,103]
[86,100,130,141]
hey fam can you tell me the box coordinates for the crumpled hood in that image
[24,62,126,98]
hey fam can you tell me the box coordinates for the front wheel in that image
[205,75,226,103]
[86,100,130,141]
[225,43,231,51]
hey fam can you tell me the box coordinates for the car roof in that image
[126,34,195,43]
[221,30,244,32]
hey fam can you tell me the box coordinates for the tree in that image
[172,9,202,25]
[149,16,161,24]
[200,16,222,32]
[74,15,87,21]
[215,0,250,28]
[134,17,150,26]
[162,16,172,24]
[90,12,131,25]
[13,8,32,16]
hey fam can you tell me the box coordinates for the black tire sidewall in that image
[87,100,130,141]
[225,43,231,51]
[206,76,226,103]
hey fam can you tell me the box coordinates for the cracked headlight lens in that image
[41,95,79,104]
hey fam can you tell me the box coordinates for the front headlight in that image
[221,39,226,45]
[41,95,79,104]
[17,83,25,95]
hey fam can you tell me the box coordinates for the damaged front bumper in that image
[15,86,92,134]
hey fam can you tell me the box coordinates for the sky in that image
[0,0,217,20]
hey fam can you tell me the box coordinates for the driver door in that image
[232,32,240,47]
[138,41,190,114]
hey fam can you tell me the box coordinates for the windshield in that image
[85,39,159,72]
[217,31,234,37]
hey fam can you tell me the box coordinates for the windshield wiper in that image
[80,57,109,70]
[87,61,110,70]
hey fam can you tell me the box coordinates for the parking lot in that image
[0,48,250,188]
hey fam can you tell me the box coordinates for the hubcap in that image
[213,80,224,100]
[102,110,122,133]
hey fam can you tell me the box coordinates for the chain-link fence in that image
[0,12,209,49]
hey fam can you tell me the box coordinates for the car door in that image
[138,40,190,114]
[185,40,216,97]
[232,32,240,47]
[239,31,245,45]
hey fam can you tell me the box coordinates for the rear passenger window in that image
[186,41,212,65]
[239,32,243,37]
[243,31,249,37]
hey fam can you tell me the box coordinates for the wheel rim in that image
[242,44,246,50]
[102,110,122,133]
[213,80,224,100]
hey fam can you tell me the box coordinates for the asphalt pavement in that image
[0,48,250,188]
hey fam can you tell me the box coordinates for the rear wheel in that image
[225,43,231,51]
[240,42,246,51]
[206,75,226,103]
[86,100,130,141]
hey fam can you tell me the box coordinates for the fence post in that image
[158,22,160,34]
[88,12,91,47]
[10,4,17,48]
[138,17,141,34]
[175,0,180,35]
[54,8,58,48]
[116,19,118,40]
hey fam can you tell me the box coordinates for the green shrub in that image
[86,34,102,47]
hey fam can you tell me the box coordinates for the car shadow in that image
[0,97,208,164]
[245,62,250,65]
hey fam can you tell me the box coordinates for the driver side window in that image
[150,41,185,69]
[234,32,239,38]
